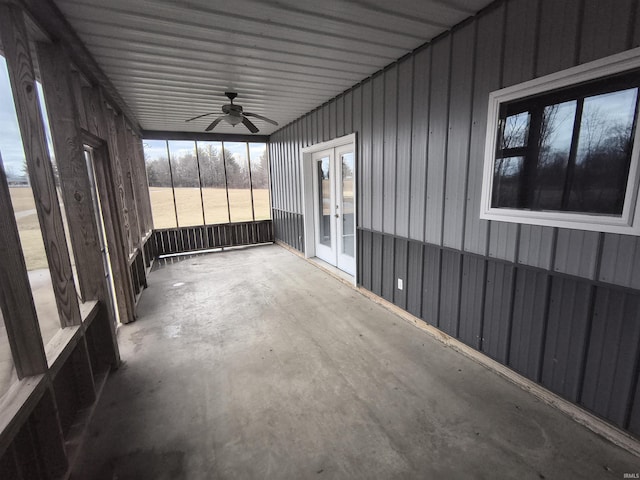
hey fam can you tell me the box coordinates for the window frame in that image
[480,47,640,235]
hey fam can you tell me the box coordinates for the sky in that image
[1,56,55,180]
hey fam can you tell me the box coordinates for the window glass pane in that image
[492,156,524,208]
[532,100,577,210]
[168,141,203,227]
[568,88,638,214]
[249,143,271,220]
[501,111,530,149]
[224,142,253,222]
[1,55,62,349]
[0,309,17,401]
[143,140,177,229]
[198,141,229,224]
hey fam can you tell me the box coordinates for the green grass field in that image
[10,187,271,270]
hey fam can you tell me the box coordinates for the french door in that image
[312,144,355,276]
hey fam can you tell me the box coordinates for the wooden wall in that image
[268,0,640,437]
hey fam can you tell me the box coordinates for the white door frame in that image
[301,133,357,283]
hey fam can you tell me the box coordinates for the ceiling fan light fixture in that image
[226,113,242,126]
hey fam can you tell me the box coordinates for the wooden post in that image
[115,115,141,251]
[0,154,47,378]
[0,3,81,328]
[35,41,106,303]
[91,146,137,324]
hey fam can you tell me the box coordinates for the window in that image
[481,48,640,235]
[142,140,271,226]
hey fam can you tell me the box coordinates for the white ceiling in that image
[53,0,493,135]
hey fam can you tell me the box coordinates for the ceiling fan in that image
[185,92,278,133]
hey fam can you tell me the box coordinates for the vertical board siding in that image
[508,269,549,380]
[371,74,385,232]
[360,81,372,230]
[329,100,337,140]
[443,23,475,251]
[438,250,461,336]
[409,48,431,242]
[394,238,408,309]
[553,230,600,280]
[395,58,413,239]
[581,289,640,428]
[541,277,592,402]
[458,255,486,350]
[361,229,372,291]
[382,234,395,302]
[599,235,640,289]
[371,232,383,296]
[482,261,514,363]
[265,0,640,438]
[336,95,345,137]
[425,35,451,246]
[406,241,424,317]
[421,244,441,326]
[383,66,398,235]
[518,225,555,270]
[464,5,504,255]
[579,0,635,64]
[488,222,518,262]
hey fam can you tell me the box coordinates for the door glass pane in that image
[318,157,331,247]
[225,142,253,223]
[198,141,229,224]
[568,88,638,214]
[168,140,203,226]
[143,139,177,228]
[249,143,271,220]
[341,152,355,257]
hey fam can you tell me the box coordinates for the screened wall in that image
[143,140,270,228]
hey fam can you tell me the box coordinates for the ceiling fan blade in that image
[185,112,216,122]
[242,116,259,133]
[205,116,225,132]
[243,112,278,126]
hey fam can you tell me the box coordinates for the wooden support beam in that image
[134,136,154,233]
[90,145,137,324]
[0,154,47,378]
[129,133,152,236]
[35,41,106,303]
[69,71,88,132]
[0,3,81,328]
[115,115,141,250]
[103,105,133,256]
[82,85,106,140]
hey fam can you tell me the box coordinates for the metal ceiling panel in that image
[53,0,494,135]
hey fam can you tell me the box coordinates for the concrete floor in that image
[73,244,640,479]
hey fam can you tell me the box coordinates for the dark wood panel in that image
[581,288,640,428]
[406,241,423,318]
[439,249,461,337]
[0,5,81,328]
[541,277,592,402]
[394,238,408,310]
[381,234,395,302]
[458,255,486,350]
[508,269,549,381]
[421,244,441,326]
[482,262,515,363]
